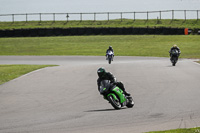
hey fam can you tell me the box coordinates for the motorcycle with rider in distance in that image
[106,50,114,64]
[170,49,180,66]
[99,80,134,109]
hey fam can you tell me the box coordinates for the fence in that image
[0,10,199,22]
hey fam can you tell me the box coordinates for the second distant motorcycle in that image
[169,45,181,66]
[106,50,114,64]
[106,46,114,64]
[170,49,179,66]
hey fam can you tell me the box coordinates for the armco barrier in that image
[0,27,197,37]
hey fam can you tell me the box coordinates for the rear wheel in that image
[107,95,121,109]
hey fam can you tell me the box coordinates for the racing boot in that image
[124,91,130,96]
[117,82,130,96]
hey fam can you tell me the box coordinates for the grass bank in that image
[147,127,200,133]
[0,35,200,58]
[0,19,200,30]
[0,64,57,85]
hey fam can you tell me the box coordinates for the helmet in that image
[109,46,112,49]
[97,67,106,78]
[173,44,177,48]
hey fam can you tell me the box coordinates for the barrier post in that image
[66,13,69,22]
[53,13,55,22]
[80,13,82,22]
[160,11,161,20]
[26,14,28,22]
[12,14,14,23]
[184,10,186,21]
[94,13,96,22]
[184,28,188,35]
[121,12,122,22]
[40,13,42,22]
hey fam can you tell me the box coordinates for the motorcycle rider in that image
[97,67,130,96]
[106,46,114,60]
[169,44,181,60]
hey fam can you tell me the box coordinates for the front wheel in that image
[126,96,134,108]
[107,95,121,109]
[171,56,177,66]
[108,58,111,64]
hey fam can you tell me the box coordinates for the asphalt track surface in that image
[0,56,200,133]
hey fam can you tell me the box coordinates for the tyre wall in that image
[0,27,195,37]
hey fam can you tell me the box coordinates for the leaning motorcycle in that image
[99,80,134,109]
[170,49,179,66]
[106,50,114,64]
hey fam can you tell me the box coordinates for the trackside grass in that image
[0,19,200,30]
[146,127,200,133]
[0,65,57,85]
[0,35,200,58]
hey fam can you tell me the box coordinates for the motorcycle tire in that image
[126,96,134,108]
[107,95,121,109]
[108,58,111,64]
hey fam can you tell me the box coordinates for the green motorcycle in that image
[99,80,134,109]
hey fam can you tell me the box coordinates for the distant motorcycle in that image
[170,49,179,66]
[99,80,134,109]
[106,50,114,64]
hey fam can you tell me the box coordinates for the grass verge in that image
[0,64,57,85]
[146,127,200,133]
[0,35,200,58]
[0,19,200,30]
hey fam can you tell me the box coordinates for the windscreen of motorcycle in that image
[99,80,111,94]
[172,49,178,55]
[108,51,113,55]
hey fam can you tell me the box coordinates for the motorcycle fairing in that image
[109,87,126,103]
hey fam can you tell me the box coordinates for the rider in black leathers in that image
[106,46,114,53]
[169,45,181,60]
[106,46,114,60]
[97,67,130,96]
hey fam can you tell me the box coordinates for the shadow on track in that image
[85,108,126,112]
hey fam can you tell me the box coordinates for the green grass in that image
[0,19,200,30]
[147,127,200,133]
[0,64,57,85]
[0,35,200,58]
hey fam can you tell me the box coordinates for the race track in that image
[0,56,200,133]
